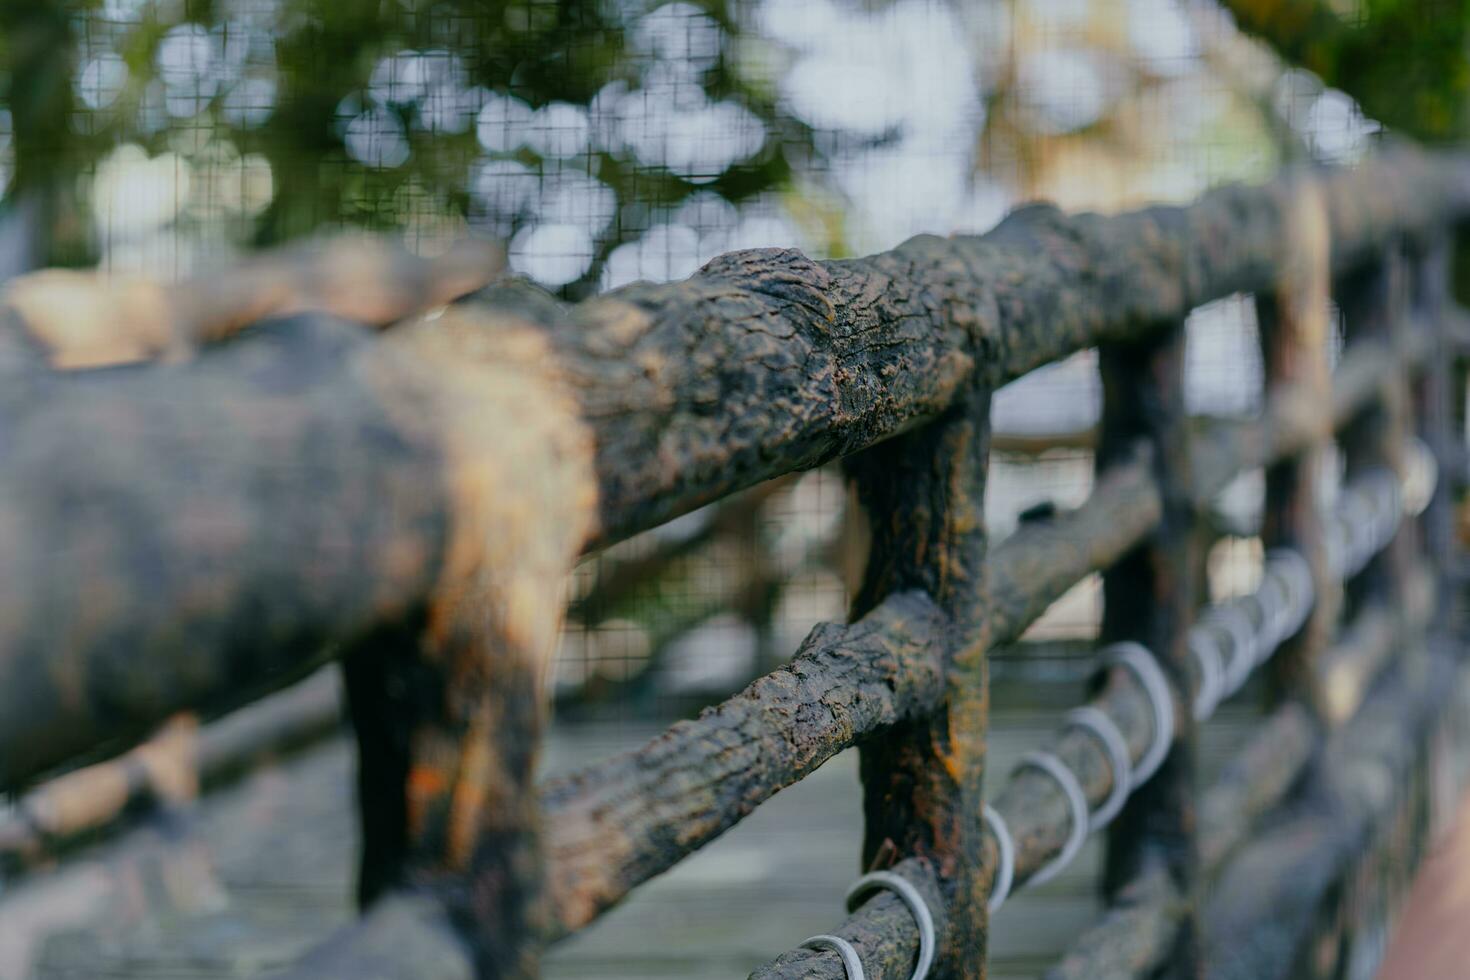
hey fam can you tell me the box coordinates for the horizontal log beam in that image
[749,858,947,980]
[542,589,949,935]
[1,235,503,369]
[567,148,1466,547]
[0,317,441,789]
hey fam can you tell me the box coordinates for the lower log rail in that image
[0,665,343,873]
[1047,568,1436,980]
[1203,635,1460,980]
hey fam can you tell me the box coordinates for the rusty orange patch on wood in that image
[363,302,597,867]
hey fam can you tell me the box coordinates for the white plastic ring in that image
[1325,516,1351,579]
[1100,642,1174,786]
[1365,472,1397,551]
[1382,475,1402,544]
[1187,626,1225,721]
[800,935,865,979]
[845,871,935,980]
[1341,492,1376,575]
[1264,549,1314,637]
[1016,750,1089,887]
[1201,605,1255,697]
[1408,438,1438,517]
[1065,706,1132,829]
[1235,592,1271,659]
[1255,572,1292,658]
[983,803,1016,914]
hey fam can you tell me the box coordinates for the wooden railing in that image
[1,146,1467,980]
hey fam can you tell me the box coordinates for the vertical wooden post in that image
[1096,319,1202,976]
[1257,182,1337,715]
[846,378,992,979]
[341,311,598,979]
[1337,246,1414,611]
[1408,234,1455,615]
[1317,243,1418,980]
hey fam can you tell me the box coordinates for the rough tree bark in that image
[2,152,1467,793]
[1096,312,1203,977]
[1257,181,1337,713]
[842,380,993,980]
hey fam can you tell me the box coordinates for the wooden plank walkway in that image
[0,669,1262,980]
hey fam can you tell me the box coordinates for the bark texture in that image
[0,316,444,789]
[757,467,1423,980]
[1257,180,1337,714]
[1047,579,1436,980]
[748,858,947,980]
[340,308,598,977]
[543,449,1162,939]
[2,151,1465,792]
[1202,638,1456,980]
[1096,305,1202,980]
[541,589,949,935]
[847,382,993,978]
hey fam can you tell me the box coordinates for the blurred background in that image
[0,0,1463,977]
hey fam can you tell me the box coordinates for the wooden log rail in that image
[0,148,1467,979]
[751,461,1431,980]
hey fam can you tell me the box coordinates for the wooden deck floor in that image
[0,670,1262,980]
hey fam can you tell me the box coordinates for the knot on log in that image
[699,247,838,327]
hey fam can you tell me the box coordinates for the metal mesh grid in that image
[0,0,1384,715]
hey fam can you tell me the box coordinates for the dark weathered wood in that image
[844,378,992,978]
[1043,866,1182,980]
[1256,182,1337,714]
[1202,635,1453,980]
[565,449,1412,980]
[1337,248,1415,611]
[543,451,1162,942]
[561,149,1470,549]
[1096,309,1202,977]
[1406,236,1456,632]
[2,151,1467,980]
[3,153,1466,794]
[779,584,1427,980]
[542,589,948,935]
[0,666,343,870]
[748,858,947,980]
[0,316,445,790]
[1046,574,1436,980]
[202,305,597,979]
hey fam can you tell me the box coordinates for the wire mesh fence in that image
[0,4,1423,976]
[0,0,1393,721]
